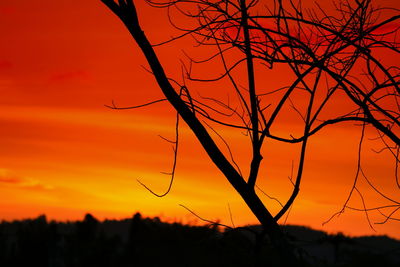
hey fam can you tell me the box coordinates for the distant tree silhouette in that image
[318,232,354,264]
[15,215,49,267]
[0,215,399,266]
[99,0,400,265]
[76,213,99,242]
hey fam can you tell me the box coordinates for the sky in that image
[0,0,399,239]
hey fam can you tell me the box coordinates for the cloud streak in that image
[0,169,54,191]
[0,7,16,16]
[49,70,90,83]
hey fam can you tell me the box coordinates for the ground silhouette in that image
[0,214,399,266]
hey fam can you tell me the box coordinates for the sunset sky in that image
[1,0,399,239]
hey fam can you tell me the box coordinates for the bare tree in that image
[99,0,399,265]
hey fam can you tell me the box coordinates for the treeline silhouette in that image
[0,213,399,267]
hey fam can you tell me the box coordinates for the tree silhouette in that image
[99,0,400,265]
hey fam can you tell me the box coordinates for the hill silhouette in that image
[0,214,398,266]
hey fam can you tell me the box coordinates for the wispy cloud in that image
[49,70,90,83]
[0,169,54,191]
[0,7,16,16]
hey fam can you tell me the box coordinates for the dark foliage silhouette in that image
[0,214,399,267]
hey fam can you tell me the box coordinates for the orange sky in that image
[1,0,400,239]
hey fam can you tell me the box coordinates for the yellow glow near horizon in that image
[0,0,399,239]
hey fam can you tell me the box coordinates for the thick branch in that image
[101,0,248,192]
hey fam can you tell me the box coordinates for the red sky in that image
[0,0,399,239]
